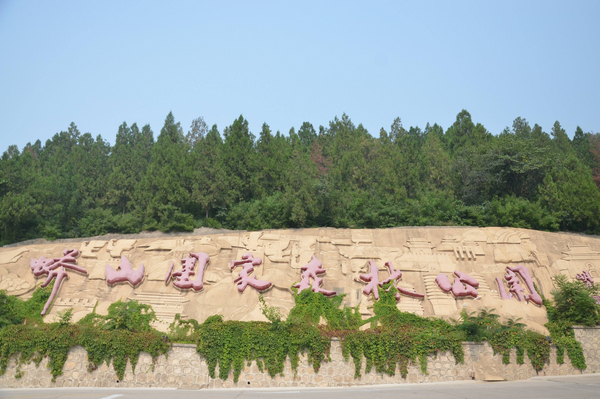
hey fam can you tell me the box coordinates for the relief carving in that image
[106,239,137,257]
[79,241,107,258]
[1,226,597,332]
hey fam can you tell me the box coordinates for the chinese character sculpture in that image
[435,271,479,298]
[165,252,210,291]
[230,253,272,292]
[30,249,87,315]
[355,260,385,300]
[293,255,336,296]
[356,260,424,301]
[105,256,145,286]
[575,270,600,304]
[495,265,543,306]
[576,270,595,288]
[381,261,425,301]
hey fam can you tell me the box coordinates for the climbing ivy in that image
[541,275,595,370]
[0,284,52,328]
[0,323,170,381]
[1,273,597,383]
[0,294,170,381]
[487,327,550,371]
[452,308,551,371]
[543,320,585,369]
[78,327,170,379]
[339,285,464,378]
[195,315,330,382]
[286,288,363,330]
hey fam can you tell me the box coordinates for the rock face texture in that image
[2,226,600,332]
[0,328,598,389]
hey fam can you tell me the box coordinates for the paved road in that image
[2,374,600,399]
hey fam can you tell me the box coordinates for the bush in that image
[286,289,362,331]
[103,300,157,331]
[0,285,51,328]
[0,298,169,381]
[167,313,201,343]
[546,275,600,326]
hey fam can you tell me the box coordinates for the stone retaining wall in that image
[1,327,599,389]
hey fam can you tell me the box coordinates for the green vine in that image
[545,320,586,370]
[0,294,171,381]
[1,271,598,383]
[339,285,464,378]
[541,275,595,370]
[487,328,550,371]
[195,315,330,382]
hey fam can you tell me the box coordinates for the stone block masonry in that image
[1,327,599,389]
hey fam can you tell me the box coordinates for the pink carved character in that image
[380,262,425,301]
[165,252,210,291]
[30,249,87,315]
[495,276,513,300]
[508,265,543,306]
[576,271,595,288]
[230,253,272,292]
[105,256,145,286]
[504,268,525,301]
[356,260,424,301]
[496,265,543,306]
[293,255,336,296]
[355,260,384,300]
[436,271,479,298]
[578,272,600,304]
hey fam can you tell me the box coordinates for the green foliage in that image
[78,326,170,380]
[286,289,363,331]
[99,300,157,332]
[167,313,201,343]
[487,327,550,371]
[196,319,330,382]
[0,285,51,328]
[545,275,600,326]
[3,111,600,247]
[544,320,586,369]
[341,286,464,378]
[541,275,598,369]
[258,294,283,324]
[191,289,465,382]
[1,276,598,382]
[451,307,551,371]
[0,299,169,381]
[57,308,73,326]
[0,291,22,328]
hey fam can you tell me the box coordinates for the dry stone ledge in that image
[1,328,599,389]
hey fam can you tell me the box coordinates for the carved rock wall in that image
[2,227,600,333]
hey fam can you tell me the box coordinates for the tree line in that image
[1,110,599,246]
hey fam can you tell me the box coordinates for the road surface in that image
[2,374,600,399]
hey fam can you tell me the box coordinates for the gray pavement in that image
[2,374,600,399]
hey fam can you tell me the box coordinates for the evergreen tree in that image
[140,112,192,231]
[188,124,225,219]
[551,121,573,156]
[221,115,255,205]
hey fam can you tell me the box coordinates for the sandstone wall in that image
[4,227,600,334]
[1,327,599,389]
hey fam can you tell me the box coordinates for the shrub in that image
[546,275,600,326]
[103,300,157,332]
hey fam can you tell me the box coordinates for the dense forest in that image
[1,110,600,246]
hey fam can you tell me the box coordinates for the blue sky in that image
[0,0,598,152]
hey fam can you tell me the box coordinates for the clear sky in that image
[0,0,598,152]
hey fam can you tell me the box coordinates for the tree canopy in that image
[1,110,599,246]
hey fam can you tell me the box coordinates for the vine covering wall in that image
[0,332,598,390]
